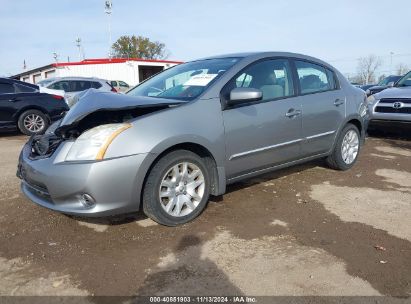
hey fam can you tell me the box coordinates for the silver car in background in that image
[367,71,411,129]
[38,76,115,107]
[110,80,130,93]
[18,52,368,226]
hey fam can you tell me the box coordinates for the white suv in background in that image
[38,77,116,107]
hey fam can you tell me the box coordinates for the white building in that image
[12,58,182,86]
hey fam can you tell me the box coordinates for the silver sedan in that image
[18,52,368,226]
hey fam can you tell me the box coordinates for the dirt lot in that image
[0,130,410,298]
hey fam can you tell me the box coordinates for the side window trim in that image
[221,57,298,110]
[290,58,341,96]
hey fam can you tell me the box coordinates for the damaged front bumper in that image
[17,138,156,217]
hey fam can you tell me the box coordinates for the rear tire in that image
[17,109,48,136]
[326,123,361,171]
[142,150,210,226]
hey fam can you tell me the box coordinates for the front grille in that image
[375,98,411,114]
[375,107,411,114]
[379,98,411,104]
[29,134,63,159]
[23,180,53,203]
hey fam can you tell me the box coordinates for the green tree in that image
[111,35,167,59]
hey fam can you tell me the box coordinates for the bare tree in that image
[356,55,382,84]
[396,63,409,76]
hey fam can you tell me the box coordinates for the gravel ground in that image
[0,130,410,298]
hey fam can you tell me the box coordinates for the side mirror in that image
[228,87,262,106]
[387,81,395,87]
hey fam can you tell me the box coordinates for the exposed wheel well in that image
[143,143,220,197]
[347,118,362,134]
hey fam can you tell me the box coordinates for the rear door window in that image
[70,81,91,92]
[295,61,331,94]
[50,81,71,91]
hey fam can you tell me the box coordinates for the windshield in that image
[37,79,54,87]
[396,71,411,87]
[378,75,401,86]
[127,58,240,101]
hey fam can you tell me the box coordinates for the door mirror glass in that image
[387,81,395,87]
[228,87,262,105]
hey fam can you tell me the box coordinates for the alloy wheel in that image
[158,162,205,217]
[341,130,359,165]
[23,114,45,133]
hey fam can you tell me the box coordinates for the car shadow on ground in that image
[135,235,244,296]
[69,212,148,226]
[367,126,411,141]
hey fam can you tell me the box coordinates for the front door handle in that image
[334,98,345,106]
[285,109,302,118]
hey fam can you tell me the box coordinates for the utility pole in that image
[105,0,113,58]
[76,37,85,61]
[390,51,394,75]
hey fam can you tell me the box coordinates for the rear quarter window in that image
[91,82,102,89]
[0,83,15,94]
[15,83,37,93]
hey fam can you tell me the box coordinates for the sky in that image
[1,0,410,78]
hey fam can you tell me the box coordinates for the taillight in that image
[111,87,117,93]
[52,94,64,100]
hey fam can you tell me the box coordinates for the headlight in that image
[65,123,131,161]
[367,95,376,104]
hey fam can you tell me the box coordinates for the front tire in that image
[326,123,361,171]
[17,110,48,136]
[142,150,210,226]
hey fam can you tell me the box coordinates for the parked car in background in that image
[110,80,130,93]
[0,78,68,135]
[38,77,116,107]
[350,82,362,88]
[365,75,403,96]
[360,84,377,91]
[368,70,411,129]
[18,52,367,226]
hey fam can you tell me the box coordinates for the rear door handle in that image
[8,97,19,102]
[334,98,345,106]
[285,109,302,118]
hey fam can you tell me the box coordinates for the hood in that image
[369,85,387,90]
[375,86,411,99]
[59,89,184,127]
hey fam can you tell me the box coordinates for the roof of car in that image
[196,52,337,70]
[41,76,108,82]
[0,77,38,88]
